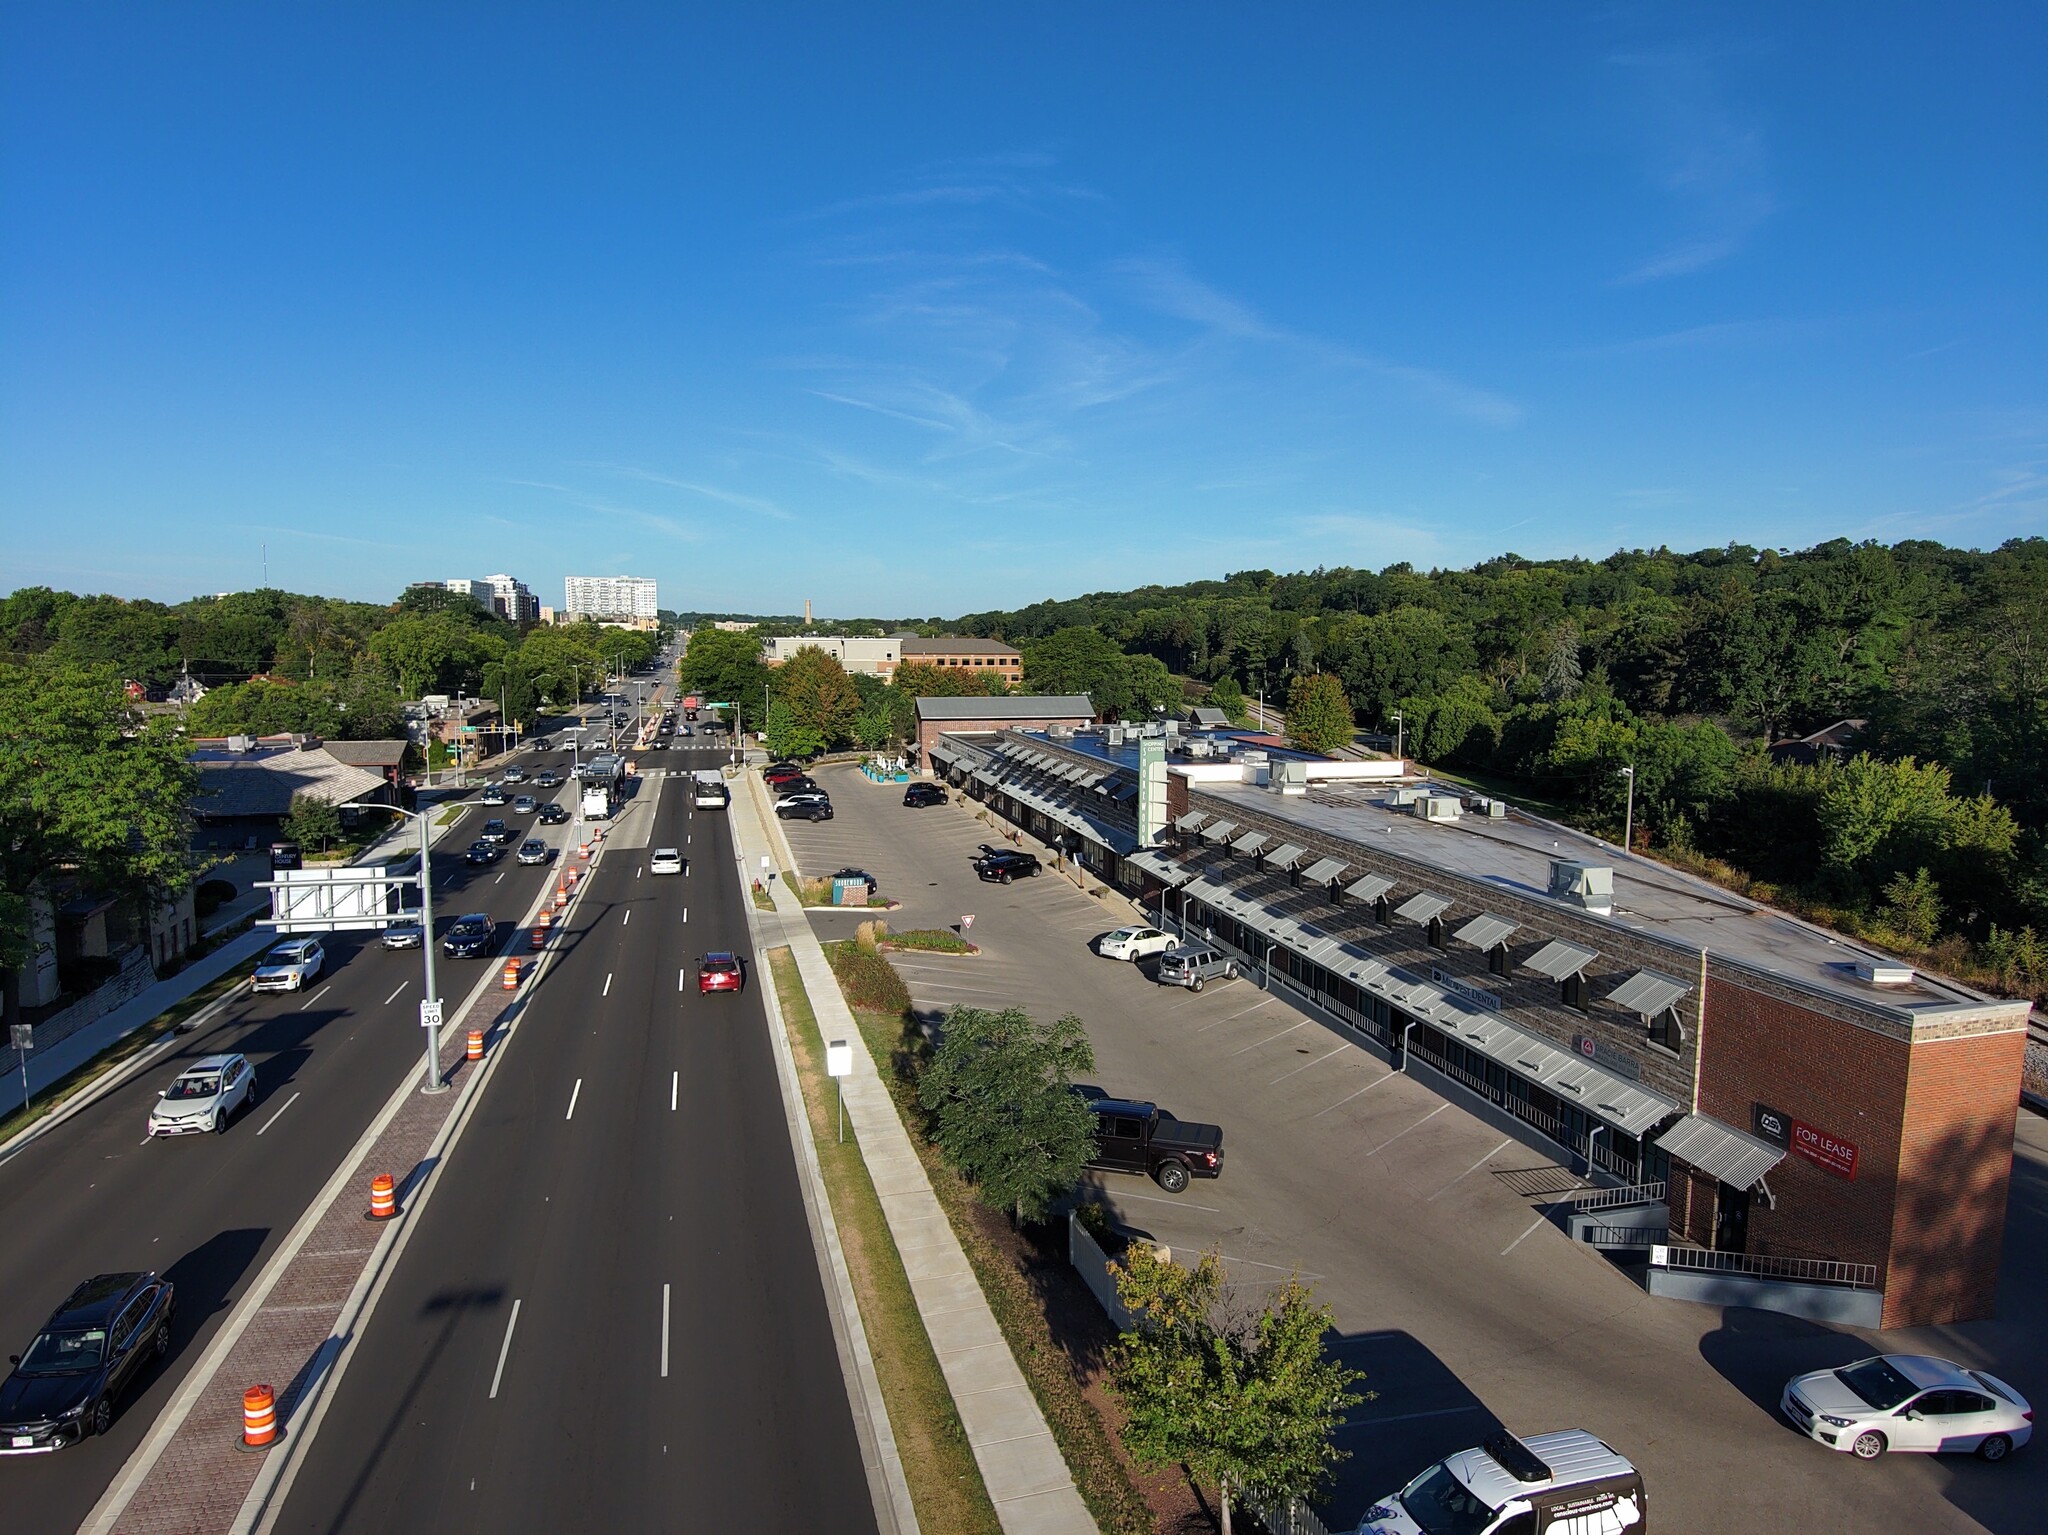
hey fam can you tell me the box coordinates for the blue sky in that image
[3,3,2042,616]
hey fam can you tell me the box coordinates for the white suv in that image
[650,848,684,876]
[148,1054,257,1136]
[252,939,324,993]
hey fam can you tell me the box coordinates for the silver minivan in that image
[1155,944,1237,992]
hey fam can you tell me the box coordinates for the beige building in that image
[765,634,1022,682]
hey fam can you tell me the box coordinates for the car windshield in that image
[1397,1464,1501,1535]
[165,1074,221,1100]
[265,946,305,963]
[17,1327,108,1375]
[454,920,487,936]
[1836,1358,1919,1410]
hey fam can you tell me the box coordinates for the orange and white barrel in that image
[501,959,522,990]
[368,1174,396,1220]
[242,1384,277,1447]
[466,1028,484,1061]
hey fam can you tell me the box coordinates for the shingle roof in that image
[914,695,1093,721]
[320,739,408,769]
[191,748,388,819]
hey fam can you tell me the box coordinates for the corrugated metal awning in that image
[1393,891,1451,924]
[1345,872,1395,902]
[1452,913,1518,952]
[1653,1115,1784,1189]
[1433,1013,1679,1135]
[1231,830,1270,856]
[972,768,999,786]
[1200,819,1239,843]
[1264,843,1307,871]
[1522,939,1598,980]
[1298,857,1347,885]
[1174,810,1210,832]
[1606,969,1691,1016]
[1127,850,1190,886]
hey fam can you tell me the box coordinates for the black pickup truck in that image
[1082,1094,1225,1194]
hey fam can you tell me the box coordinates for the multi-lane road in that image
[1,691,875,1533]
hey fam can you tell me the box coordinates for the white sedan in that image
[649,848,684,876]
[1096,926,1179,962]
[1782,1354,2033,1461]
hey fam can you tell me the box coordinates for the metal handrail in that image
[1578,1222,1664,1247]
[1650,1244,1879,1290]
[1569,1180,1667,1211]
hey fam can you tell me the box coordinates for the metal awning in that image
[1432,1013,1679,1136]
[1173,810,1209,831]
[1264,843,1307,871]
[1127,850,1190,886]
[1606,969,1691,1017]
[1522,939,1598,980]
[1344,872,1395,902]
[1298,857,1347,885]
[1653,1115,1785,1189]
[1109,782,1138,803]
[1393,891,1451,924]
[1200,819,1239,843]
[972,768,999,786]
[1231,830,1270,856]
[1056,763,1088,783]
[1451,913,1518,952]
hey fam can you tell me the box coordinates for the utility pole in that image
[1619,765,1636,856]
[1391,710,1404,764]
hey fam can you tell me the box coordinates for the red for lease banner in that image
[1790,1119,1859,1179]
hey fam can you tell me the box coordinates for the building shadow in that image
[1314,1328,1502,1529]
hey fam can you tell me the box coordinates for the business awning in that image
[1393,891,1451,924]
[1200,819,1239,843]
[1522,939,1598,980]
[1264,843,1307,871]
[1172,810,1209,832]
[1127,850,1190,886]
[1653,1115,1785,1189]
[1231,830,1270,856]
[1344,872,1395,902]
[972,768,999,787]
[1452,913,1518,952]
[1432,1013,1679,1136]
[1606,969,1691,1017]
[1056,763,1089,783]
[1109,782,1138,803]
[1297,857,1347,885]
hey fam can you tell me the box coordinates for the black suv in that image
[442,913,495,958]
[0,1272,176,1450]
[975,850,1041,883]
[537,802,569,826]
[903,783,947,808]
[478,818,513,845]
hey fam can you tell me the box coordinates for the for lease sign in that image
[1790,1118,1859,1179]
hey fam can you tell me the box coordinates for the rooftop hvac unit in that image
[1106,725,1126,746]
[1482,798,1509,819]
[227,734,256,753]
[1236,749,1268,765]
[1854,958,1916,986]
[1391,786,1428,808]
[1047,724,1075,739]
[1274,760,1310,796]
[1185,739,1213,758]
[1548,860,1615,915]
[1418,794,1462,821]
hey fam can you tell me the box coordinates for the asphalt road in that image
[0,736,605,1531]
[269,746,878,1533]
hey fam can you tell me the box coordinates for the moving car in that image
[538,802,569,825]
[147,1054,257,1136]
[762,761,802,780]
[974,850,1041,883]
[442,913,495,958]
[0,1273,176,1451]
[252,938,323,993]
[698,952,744,995]
[1155,944,1237,991]
[903,782,947,807]
[478,818,513,845]
[1084,1097,1224,1193]
[534,770,561,788]
[1355,1431,1646,1535]
[776,799,833,822]
[1096,925,1178,962]
[516,838,551,866]
[512,794,538,814]
[1782,1355,2033,1461]
[464,839,504,866]
[650,848,684,875]
[529,737,551,752]
[502,766,527,783]
[380,919,425,950]
[480,785,507,805]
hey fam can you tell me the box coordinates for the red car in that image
[698,952,744,995]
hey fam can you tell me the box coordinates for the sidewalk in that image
[732,771,1097,1535]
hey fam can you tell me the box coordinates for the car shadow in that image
[1313,1328,1504,1527]
[160,1227,269,1365]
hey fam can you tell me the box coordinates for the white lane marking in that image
[255,1092,301,1136]
[489,1298,522,1399]
[565,1079,583,1120]
[660,1283,671,1378]
[298,985,332,1011]
[686,833,691,844]
[602,972,613,997]
[1230,1019,1308,1056]
[671,1071,678,1111]
[622,910,631,927]
[1502,1215,1547,1256]
[1269,1042,1350,1085]
[495,873,504,884]
[682,906,688,923]
[1427,1137,1513,1202]
[637,868,641,878]
[1372,1101,1447,1152]
[677,968,687,991]
[1310,1073,1396,1118]
[383,983,408,1005]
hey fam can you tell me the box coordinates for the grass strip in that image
[766,948,1003,1535]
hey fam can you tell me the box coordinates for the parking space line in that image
[383,983,408,1005]
[1111,1190,1222,1213]
[1501,1215,1547,1255]
[1427,1137,1513,1202]
[488,1298,522,1399]
[566,1079,583,1120]
[298,985,331,1011]
[1372,1101,1447,1152]
[622,910,630,926]
[1310,1073,1396,1118]
[1200,996,1272,1031]
[1269,1042,1350,1084]
[1231,1019,1308,1056]
[255,1092,301,1135]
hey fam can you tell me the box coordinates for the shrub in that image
[826,939,911,1014]
[879,928,973,954]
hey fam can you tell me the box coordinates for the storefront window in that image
[1649,1008,1684,1053]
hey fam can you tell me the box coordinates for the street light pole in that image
[1390,711,1404,765]
[342,800,446,1093]
[1619,765,1636,856]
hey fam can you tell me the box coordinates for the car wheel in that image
[1978,1433,2013,1462]
[153,1322,171,1359]
[213,1112,226,1134]
[1226,963,1238,979]
[1155,1161,1191,1194]
[1850,1430,1887,1460]
[91,1396,113,1437]
[1191,977,1205,993]
[1000,871,1012,884]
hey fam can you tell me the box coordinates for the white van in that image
[692,769,729,810]
[1356,1431,1646,1535]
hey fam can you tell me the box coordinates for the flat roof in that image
[1007,725,1321,773]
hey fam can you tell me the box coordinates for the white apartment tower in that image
[565,575,658,621]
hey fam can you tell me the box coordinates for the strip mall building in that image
[925,715,2030,1329]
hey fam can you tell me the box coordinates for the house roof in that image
[914,695,1093,721]
[191,746,388,819]
[321,739,408,769]
[901,637,1022,658]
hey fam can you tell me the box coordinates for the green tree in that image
[1204,675,1251,726]
[851,703,894,750]
[1879,868,1943,945]
[1109,1246,1366,1535]
[281,792,344,854]
[678,627,771,711]
[763,698,824,761]
[1022,626,1126,714]
[916,1006,1096,1225]
[367,614,471,700]
[774,646,863,750]
[1284,672,1354,755]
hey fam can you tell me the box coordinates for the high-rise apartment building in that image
[565,575,658,621]
[442,579,494,607]
[484,573,539,626]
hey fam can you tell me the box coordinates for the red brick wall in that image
[1166,772,1189,825]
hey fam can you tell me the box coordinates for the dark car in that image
[529,737,552,753]
[773,776,821,799]
[762,761,802,779]
[0,1272,176,1451]
[903,783,947,807]
[464,839,504,866]
[442,913,495,958]
[777,800,833,822]
[478,818,513,845]
[698,952,744,995]
[1084,1098,1225,1194]
[480,785,507,806]
[537,802,569,825]
[533,770,561,788]
[975,850,1041,883]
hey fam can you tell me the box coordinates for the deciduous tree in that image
[1283,672,1354,755]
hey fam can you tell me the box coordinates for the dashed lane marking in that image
[298,985,332,1011]
[383,983,408,1005]
[488,1299,522,1399]
[566,1079,583,1121]
[255,1092,301,1136]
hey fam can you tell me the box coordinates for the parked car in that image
[502,766,527,783]
[903,782,947,807]
[772,775,821,798]
[974,850,1041,883]
[465,839,504,866]
[1355,1431,1647,1535]
[252,938,323,993]
[0,1272,176,1451]
[478,818,513,845]
[516,839,551,866]
[147,1054,257,1136]
[1096,925,1178,962]
[1083,1096,1224,1194]
[538,802,569,825]
[698,952,744,995]
[778,790,830,810]
[381,919,425,950]
[650,848,684,875]
[480,785,507,805]
[762,761,802,780]
[442,913,495,958]
[512,794,538,814]
[781,801,834,823]
[1782,1355,2033,1462]
[1155,944,1237,991]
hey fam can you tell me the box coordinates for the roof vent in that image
[227,734,256,753]
[1549,859,1615,915]
[1106,725,1126,747]
[1854,958,1916,986]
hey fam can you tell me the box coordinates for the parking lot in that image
[775,761,2048,1534]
